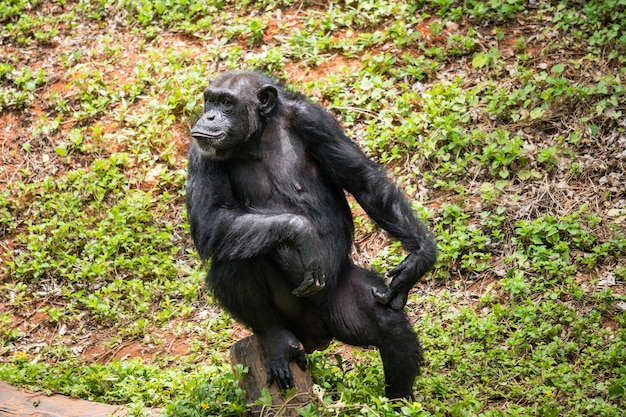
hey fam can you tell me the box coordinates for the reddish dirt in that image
[1,0,624,414]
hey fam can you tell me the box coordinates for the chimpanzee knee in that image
[328,264,423,398]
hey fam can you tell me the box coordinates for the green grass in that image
[1,0,625,416]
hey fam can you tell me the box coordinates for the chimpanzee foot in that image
[258,331,307,391]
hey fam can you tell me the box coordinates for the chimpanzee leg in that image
[328,262,423,399]
[206,258,310,389]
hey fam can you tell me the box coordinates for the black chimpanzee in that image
[186,70,437,399]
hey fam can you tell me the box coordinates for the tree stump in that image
[230,336,314,416]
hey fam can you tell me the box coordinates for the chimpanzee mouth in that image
[191,132,229,158]
[190,130,226,143]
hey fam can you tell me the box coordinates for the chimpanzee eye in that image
[221,97,232,107]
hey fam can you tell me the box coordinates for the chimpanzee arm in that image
[186,144,325,296]
[294,102,437,310]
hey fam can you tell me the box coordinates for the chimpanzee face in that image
[190,73,277,160]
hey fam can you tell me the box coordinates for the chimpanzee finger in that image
[388,252,416,278]
[372,286,395,304]
[372,286,407,311]
[281,368,294,390]
[294,281,324,296]
[266,368,273,386]
[292,274,326,297]
[387,262,406,278]
[291,280,312,296]
[268,367,292,391]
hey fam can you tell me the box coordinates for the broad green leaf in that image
[551,63,565,73]
[608,384,625,399]
[472,52,488,68]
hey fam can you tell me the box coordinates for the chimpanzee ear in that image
[258,84,278,117]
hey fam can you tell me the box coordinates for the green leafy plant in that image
[1,1,625,416]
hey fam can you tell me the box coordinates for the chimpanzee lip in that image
[191,130,225,141]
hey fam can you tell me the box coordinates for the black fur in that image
[186,70,437,398]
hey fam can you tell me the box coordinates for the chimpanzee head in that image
[190,71,279,159]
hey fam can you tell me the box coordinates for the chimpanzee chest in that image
[227,131,331,211]
[226,156,323,211]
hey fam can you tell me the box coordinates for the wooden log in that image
[230,335,314,417]
[0,381,138,417]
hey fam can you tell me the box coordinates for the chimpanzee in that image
[186,70,437,399]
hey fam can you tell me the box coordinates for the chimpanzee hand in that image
[292,267,326,297]
[372,250,426,311]
[290,217,326,297]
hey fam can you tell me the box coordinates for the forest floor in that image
[1,1,625,416]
